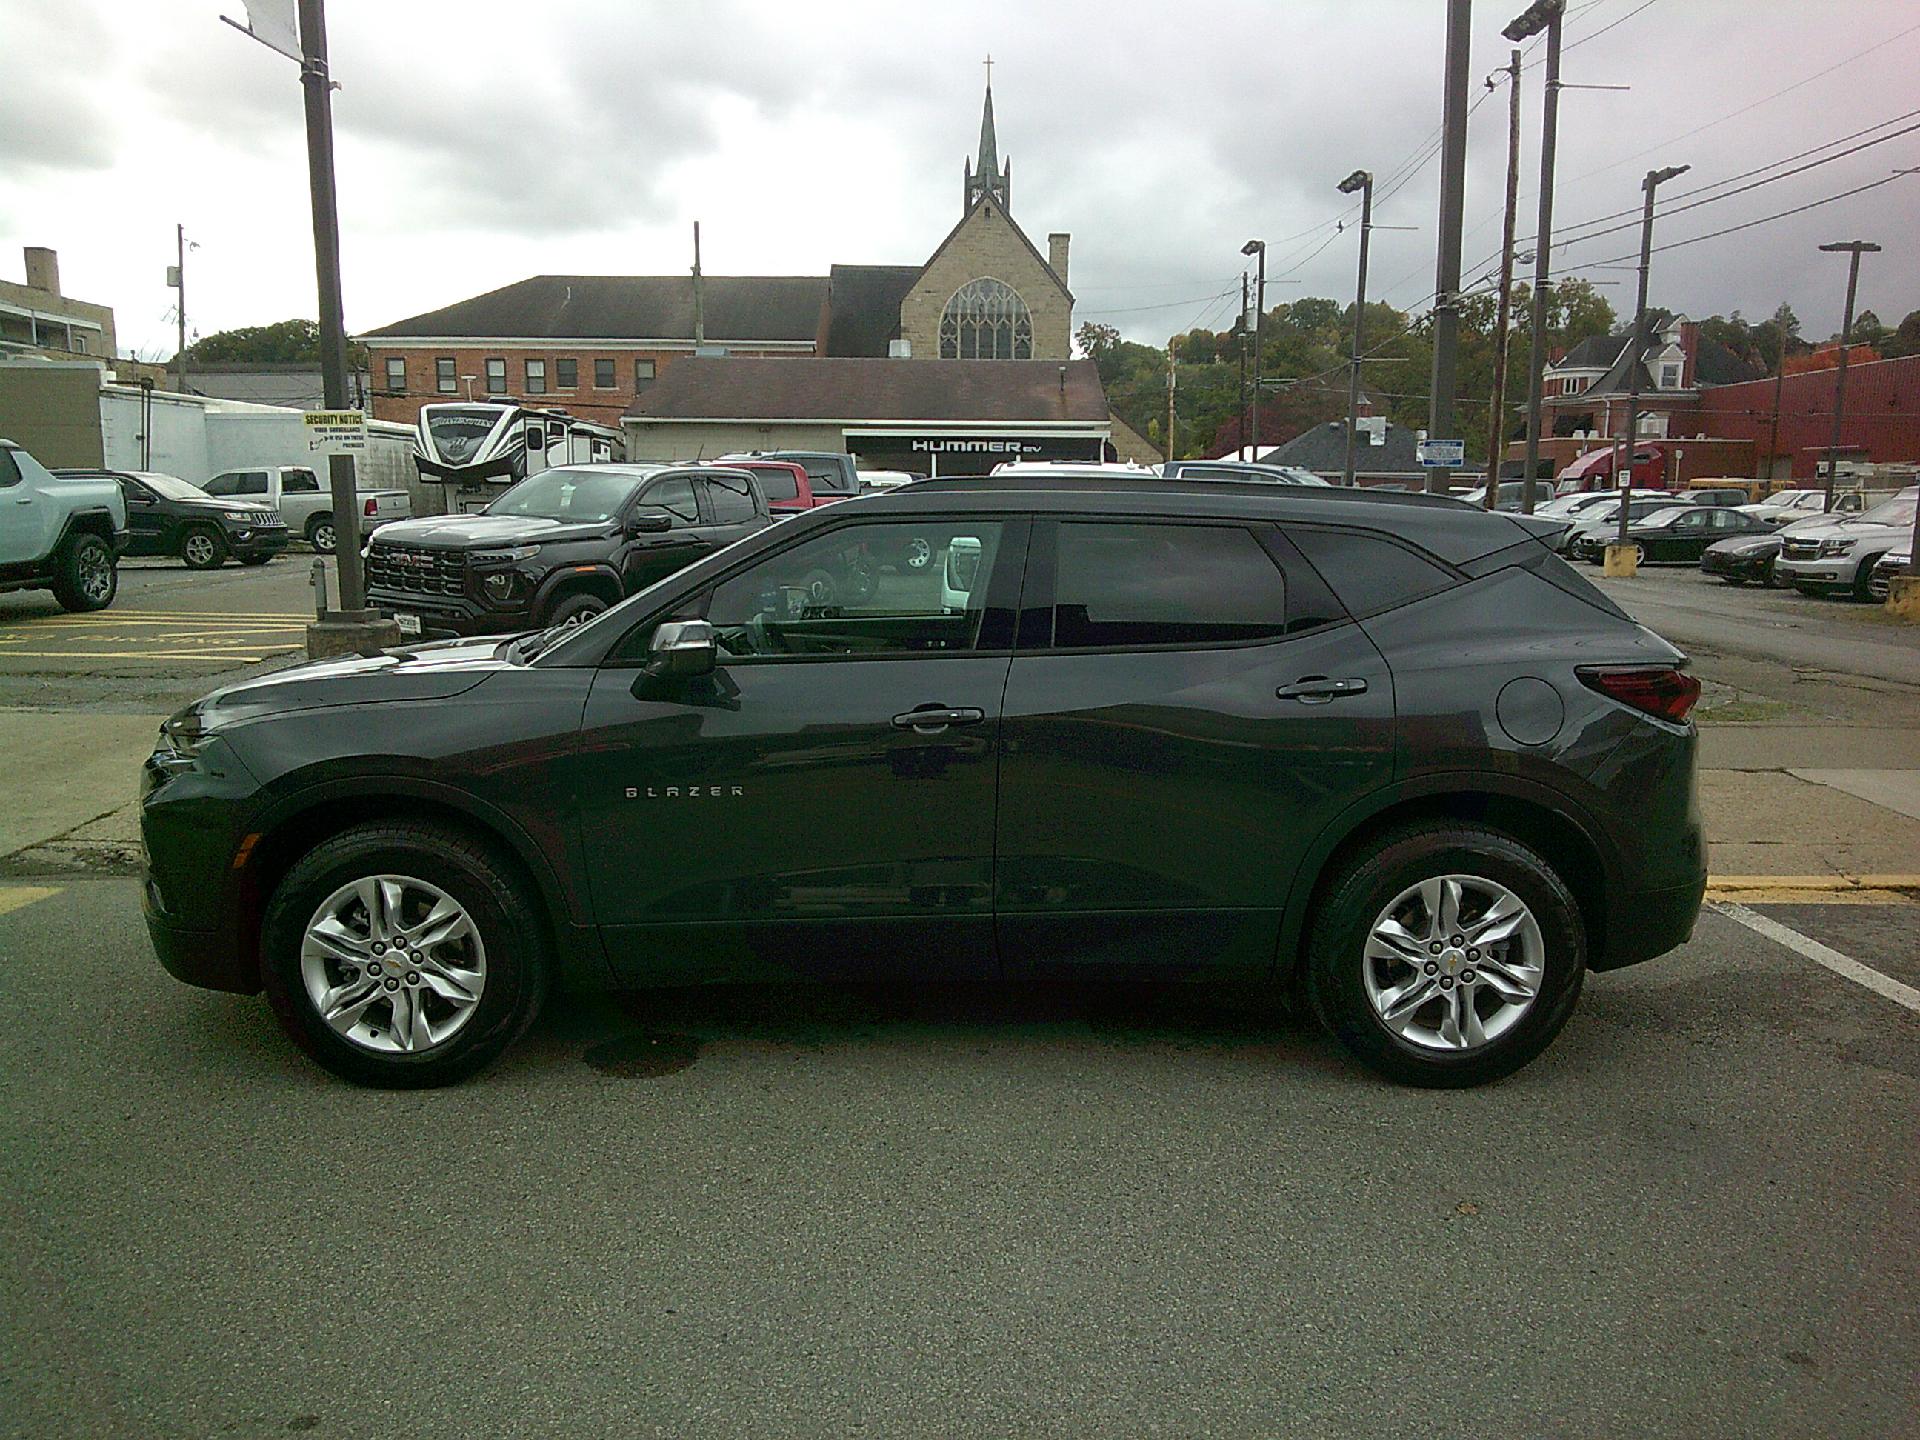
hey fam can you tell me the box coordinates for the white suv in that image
[1772,488,1918,600]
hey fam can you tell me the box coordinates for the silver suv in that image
[1773,488,1918,600]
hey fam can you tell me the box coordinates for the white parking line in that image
[1712,902,1920,1014]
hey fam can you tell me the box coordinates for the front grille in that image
[366,543,466,597]
[1780,539,1820,560]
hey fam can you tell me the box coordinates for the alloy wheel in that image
[299,874,487,1055]
[1361,874,1545,1052]
[77,540,113,602]
[183,533,216,567]
[311,522,337,554]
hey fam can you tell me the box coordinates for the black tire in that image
[180,525,227,570]
[1851,554,1886,603]
[1304,824,1586,1088]
[543,591,609,628]
[307,514,337,554]
[1719,575,1746,587]
[261,822,551,1088]
[240,553,274,566]
[50,531,117,612]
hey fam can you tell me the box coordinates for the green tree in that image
[1848,309,1888,348]
[1881,309,1920,360]
[185,318,321,364]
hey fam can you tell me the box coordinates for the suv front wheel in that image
[261,822,550,1087]
[1306,824,1586,1087]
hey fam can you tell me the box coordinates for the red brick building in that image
[1692,353,1920,481]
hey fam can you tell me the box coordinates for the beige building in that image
[0,247,117,362]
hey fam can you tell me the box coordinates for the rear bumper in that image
[1595,872,1707,971]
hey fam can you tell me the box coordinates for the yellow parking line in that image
[0,886,60,918]
[0,650,272,661]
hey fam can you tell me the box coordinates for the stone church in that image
[361,76,1079,432]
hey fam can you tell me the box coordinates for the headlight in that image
[1818,538,1855,558]
[472,545,541,565]
[482,571,520,602]
[152,710,216,777]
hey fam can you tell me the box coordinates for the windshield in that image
[1856,495,1917,527]
[132,472,210,501]
[486,467,642,523]
[425,407,505,465]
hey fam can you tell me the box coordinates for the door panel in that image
[577,657,1009,982]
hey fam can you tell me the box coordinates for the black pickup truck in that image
[364,463,771,638]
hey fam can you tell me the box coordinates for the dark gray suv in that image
[141,475,1705,1089]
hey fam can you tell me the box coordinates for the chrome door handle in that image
[1276,676,1370,703]
[892,706,986,733]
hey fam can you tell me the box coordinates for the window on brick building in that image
[525,359,547,394]
[436,357,456,394]
[485,358,506,394]
[555,358,578,389]
[594,358,615,389]
[635,358,657,387]
[384,357,406,392]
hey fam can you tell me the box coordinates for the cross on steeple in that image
[983,53,993,87]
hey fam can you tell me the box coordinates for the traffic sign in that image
[1417,438,1464,468]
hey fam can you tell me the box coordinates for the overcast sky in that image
[3,0,1916,360]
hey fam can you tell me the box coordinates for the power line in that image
[1559,0,1661,56]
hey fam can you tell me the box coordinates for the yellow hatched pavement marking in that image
[0,887,61,918]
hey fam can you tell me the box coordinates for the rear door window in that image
[1286,526,1456,617]
[1049,522,1289,648]
[0,449,21,488]
[702,471,759,524]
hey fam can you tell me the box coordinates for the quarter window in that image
[703,472,759,524]
[1050,523,1288,648]
[638,477,699,526]
[555,358,578,389]
[1287,527,1455,616]
[384,356,406,392]
[485,358,507,395]
[594,358,615,389]
[436,357,457,393]
[524,359,547,394]
[701,520,1007,660]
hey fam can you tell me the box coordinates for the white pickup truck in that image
[203,464,410,554]
[0,437,125,611]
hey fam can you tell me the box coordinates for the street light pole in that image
[1242,240,1266,458]
[1484,49,1523,507]
[1338,170,1373,489]
[1612,163,1689,562]
[1816,241,1880,515]
[1505,0,1564,514]
[1238,271,1250,460]
[1426,0,1472,496]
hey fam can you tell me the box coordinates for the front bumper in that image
[144,906,258,994]
[225,527,290,559]
[1773,555,1853,589]
[365,587,528,639]
[1701,548,1774,579]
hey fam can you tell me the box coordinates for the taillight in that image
[1578,666,1700,723]
[363,497,378,517]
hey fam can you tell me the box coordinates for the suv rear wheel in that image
[51,531,117,612]
[1306,824,1586,1087]
[261,822,550,1087]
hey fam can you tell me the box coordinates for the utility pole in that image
[1506,0,1563,513]
[1238,272,1249,459]
[1426,0,1472,496]
[1165,339,1178,463]
[1767,314,1788,488]
[1610,163,1689,566]
[171,224,188,393]
[692,220,706,347]
[1338,170,1373,488]
[1816,241,1879,515]
[1484,48,1523,506]
[1242,239,1266,458]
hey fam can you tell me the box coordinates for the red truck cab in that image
[720,459,844,519]
[1555,441,1672,493]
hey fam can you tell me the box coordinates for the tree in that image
[1848,309,1888,348]
[184,318,322,364]
[1881,309,1920,360]
[1075,321,1121,364]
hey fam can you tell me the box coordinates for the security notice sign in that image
[303,411,367,458]
[1417,438,1465,468]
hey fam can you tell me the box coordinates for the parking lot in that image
[1,555,1916,1436]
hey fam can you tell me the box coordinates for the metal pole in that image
[1512,0,1562,513]
[1818,241,1878,513]
[1426,0,1472,496]
[1767,323,1787,489]
[1248,244,1266,458]
[1238,272,1249,460]
[1341,173,1373,489]
[1485,49,1523,507]
[1614,165,1687,551]
[297,0,366,615]
[1165,339,1177,463]
[174,224,188,394]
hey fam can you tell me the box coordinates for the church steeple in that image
[963,57,1011,213]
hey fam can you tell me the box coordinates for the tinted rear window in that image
[748,466,799,501]
[1051,522,1289,648]
[1287,526,1456,616]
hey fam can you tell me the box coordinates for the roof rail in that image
[905,472,1475,509]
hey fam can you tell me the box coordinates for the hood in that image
[369,513,612,548]
[1780,514,1907,542]
[177,635,509,732]
[196,496,274,515]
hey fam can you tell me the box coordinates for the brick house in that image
[360,77,1075,434]
[1538,313,1758,442]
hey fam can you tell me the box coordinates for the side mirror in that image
[645,619,717,678]
[626,509,672,535]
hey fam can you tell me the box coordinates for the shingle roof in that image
[1553,333,1627,371]
[1261,420,1425,477]
[360,275,829,343]
[824,265,922,356]
[625,357,1109,422]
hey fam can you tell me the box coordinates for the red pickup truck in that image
[718,459,845,519]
